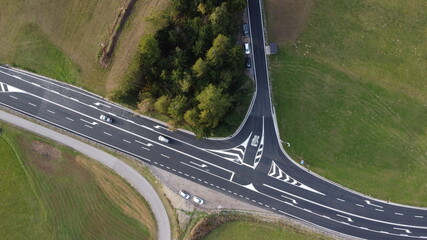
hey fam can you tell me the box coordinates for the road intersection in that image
[0,1,426,239]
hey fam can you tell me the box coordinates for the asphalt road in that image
[0,0,426,239]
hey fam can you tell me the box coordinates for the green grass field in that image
[0,123,155,240]
[267,0,427,205]
[202,220,331,240]
[0,0,167,95]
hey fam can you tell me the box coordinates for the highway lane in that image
[1,0,427,238]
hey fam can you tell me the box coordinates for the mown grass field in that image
[0,122,156,240]
[266,0,427,205]
[0,0,167,95]
[202,220,332,240]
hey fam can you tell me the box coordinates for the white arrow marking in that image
[364,200,383,208]
[394,227,412,234]
[189,161,207,168]
[337,214,354,222]
[94,102,111,108]
[135,140,153,147]
[80,118,98,125]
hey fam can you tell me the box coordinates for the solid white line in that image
[263,184,427,229]
[47,110,55,114]
[84,124,93,129]
[28,102,37,107]
[103,132,112,136]
[123,139,131,143]
[9,95,18,99]
[161,154,169,158]
[66,117,74,122]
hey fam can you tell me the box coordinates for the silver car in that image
[158,135,170,143]
[179,190,190,199]
[192,196,204,205]
[99,114,113,123]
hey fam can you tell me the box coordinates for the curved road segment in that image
[0,1,426,239]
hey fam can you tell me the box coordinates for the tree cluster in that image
[112,0,246,137]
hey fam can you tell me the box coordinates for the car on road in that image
[243,23,250,37]
[244,42,251,55]
[99,114,113,123]
[158,135,170,143]
[179,190,190,199]
[245,57,252,69]
[192,196,204,205]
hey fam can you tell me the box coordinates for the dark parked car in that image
[243,23,250,38]
[245,57,252,69]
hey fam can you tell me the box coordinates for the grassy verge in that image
[185,213,332,240]
[0,0,167,95]
[0,122,156,239]
[266,0,427,205]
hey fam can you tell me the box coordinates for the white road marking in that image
[280,195,298,204]
[415,216,424,218]
[9,95,18,99]
[380,231,389,234]
[47,110,55,114]
[103,132,112,136]
[365,200,383,208]
[135,139,153,147]
[172,169,176,172]
[394,212,403,216]
[356,204,364,207]
[189,161,208,168]
[80,118,98,125]
[191,176,195,179]
[28,102,37,107]
[161,154,169,158]
[84,124,93,129]
[263,183,427,230]
[66,117,74,121]
[141,146,150,151]
[166,166,170,169]
[323,215,331,219]
[393,227,411,234]
[123,139,131,143]
[375,208,384,212]
[94,102,111,108]
[160,164,164,167]
[337,214,354,222]
[70,97,79,102]
[337,198,345,202]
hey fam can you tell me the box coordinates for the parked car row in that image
[243,23,252,70]
[179,190,204,205]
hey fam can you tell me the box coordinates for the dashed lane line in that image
[123,139,131,143]
[66,117,74,121]
[9,95,18,99]
[28,102,37,107]
[47,110,55,114]
[337,198,345,202]
[356,204,364,207]
[141,146,150,151]
[375,209,384,212]
[394,212,403,216]
[103,132,112,136]
[161,154,170,159]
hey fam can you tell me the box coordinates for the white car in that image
[192,196,204,205]
[244,42,251,55]
[99,114,113,123]
[179,190,190,199]
[158,135,170,143]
